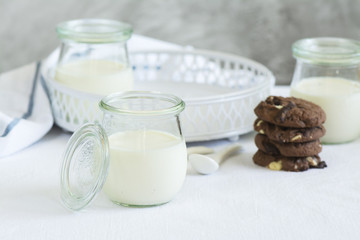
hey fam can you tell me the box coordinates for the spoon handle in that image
[216,144,242,165]
[187,146,214,156]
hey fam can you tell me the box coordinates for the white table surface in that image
[2,87,360,240]
[1,43,360,239]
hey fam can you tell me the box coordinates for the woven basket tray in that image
[42,49,275,142]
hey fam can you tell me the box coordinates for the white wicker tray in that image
[42,49,275,142]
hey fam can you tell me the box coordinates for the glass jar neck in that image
[292,37,360,66]
[57,41,130,66]
[99,91,185,118]
[56,19,132,67]
[100,92,185,138]
[291,59,360,86]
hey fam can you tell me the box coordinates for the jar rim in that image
[56,19,133,43]
[292,37,360,65]
[99,91,185,116]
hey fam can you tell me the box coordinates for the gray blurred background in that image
[1,0,359,84]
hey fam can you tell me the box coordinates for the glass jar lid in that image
[60,123,110,211]
[292,37,360,65]
[56,18,133,43]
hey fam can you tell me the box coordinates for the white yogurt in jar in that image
[55,59,134,95]
[103,130,187,206]
[291,77,360,143]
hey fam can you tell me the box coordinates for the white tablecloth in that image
[1,44,360,240]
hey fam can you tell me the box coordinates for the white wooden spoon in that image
[188,144,242,175]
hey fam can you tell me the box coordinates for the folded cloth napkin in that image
[0,62,53,157]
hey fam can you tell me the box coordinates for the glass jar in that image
[290,38,360,144]
[60,91,187,211]
[55,19,134,95]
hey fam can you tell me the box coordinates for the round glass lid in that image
[60,123,109,211]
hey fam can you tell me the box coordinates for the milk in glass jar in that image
[55,19,134,95]
[60,92,187,210]
[290,38,360,144]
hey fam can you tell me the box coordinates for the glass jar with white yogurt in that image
[60,91,187,211]
[290,38,360,144]
[55,19,134,95]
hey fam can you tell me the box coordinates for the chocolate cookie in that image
[255,134,322,157]
[254,96,326,128]
[253,150,327,172]
[254,118,326,143]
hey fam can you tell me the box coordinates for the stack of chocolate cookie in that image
[252,96,327,172]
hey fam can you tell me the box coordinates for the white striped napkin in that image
[0,62,53,157]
